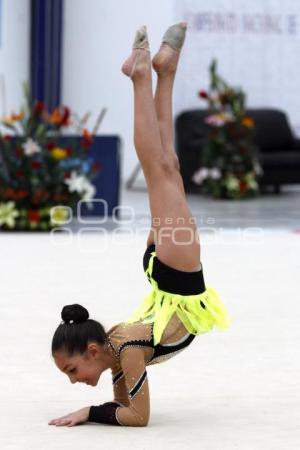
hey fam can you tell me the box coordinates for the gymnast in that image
[49,23,230,428]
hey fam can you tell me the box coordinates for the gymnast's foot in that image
[122,25,151,79]
[152,22,187,76]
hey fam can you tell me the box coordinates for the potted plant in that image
[0,84,103,230]
[193,60,262,199]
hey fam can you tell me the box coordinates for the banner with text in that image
[174,0,300,134]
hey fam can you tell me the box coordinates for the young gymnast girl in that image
[49,23,230,428]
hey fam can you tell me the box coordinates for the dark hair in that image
[51,304,107,356]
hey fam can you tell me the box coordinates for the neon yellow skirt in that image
[125,249,231,345]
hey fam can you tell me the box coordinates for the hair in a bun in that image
[52,304,107,355]
[61,304,89,324]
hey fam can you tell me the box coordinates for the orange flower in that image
[11,111,25,121]
[49,106,70,126]
[1,112,25,125]
[49,108,63,124]
[242,116,254,128]
[1,117,15,126]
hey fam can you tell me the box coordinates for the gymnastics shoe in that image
[162,22,187,51]
[122,25,151,79]
[152,22,187,74]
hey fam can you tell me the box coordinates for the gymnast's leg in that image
[145,23,187,247]
[122,25,201,272]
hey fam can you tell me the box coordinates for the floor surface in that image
[0,186,299,450]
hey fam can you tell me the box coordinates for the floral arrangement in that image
[0,84,103,230]
[192,60,262,199]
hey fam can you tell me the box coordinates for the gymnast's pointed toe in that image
[162,22,187,52]
[152,22,187,75]
[133,25,150,51]
[122,26,151,79]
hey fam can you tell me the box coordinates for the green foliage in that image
[195,60,262,199]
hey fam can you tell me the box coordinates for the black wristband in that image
[88,402,122,426]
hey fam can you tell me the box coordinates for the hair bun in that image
[61,304,89,324]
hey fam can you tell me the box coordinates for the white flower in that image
[205,112,234,127]
[192,167,222,184]
[64,171,96,203]
[64,171,87,194]
[247,179,258,190]
[82,182,96,201]
[192,167,210,185]
[22,138,41,156]
[245,172,259,190]
[254,161,264,176]
[0,202,19,228]
[226,175,239,191]
[82,182,96,209]
[210,168,222,180]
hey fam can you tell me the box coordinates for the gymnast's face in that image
[53,342,110,387]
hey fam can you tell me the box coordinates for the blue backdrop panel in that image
[30,0,63,110]
[58,135,121,217]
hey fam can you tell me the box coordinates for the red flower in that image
[60,106,70,126]
[198,90,208,99]
[5,188,15,198]
[92,162,102,172]
[52,193,69,202]
[15,147,23,157]
[47,142,55,150]
[64,171,71,178]
[16,169,25,178]
[31,160,42,169]
[227,123,238,138]
[34,101,45,115]
[32,191,49,204]
[27,210,40,223]
[239,181,247,193]
[81,128,93,149]
[65,147,72,156]
[15,190,29,200]
[3,134,12,141]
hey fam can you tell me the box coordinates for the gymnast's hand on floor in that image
[48,406,90,427]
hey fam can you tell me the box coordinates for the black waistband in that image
[143,244,206,296]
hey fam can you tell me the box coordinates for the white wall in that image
[0,0,30,116]
[62,0,300,182]
[62,0,176,182]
